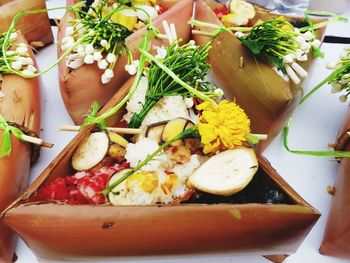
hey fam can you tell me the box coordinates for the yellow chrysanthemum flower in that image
[196,100,250,154]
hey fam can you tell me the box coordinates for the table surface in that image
[14,0,350,262]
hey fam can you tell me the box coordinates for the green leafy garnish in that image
[0,115,25,157]
[128,41,216,128]
[102,125,197,196]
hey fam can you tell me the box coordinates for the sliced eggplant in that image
[71,132,109,171]
[162,118,188,146]
[188,148,258,196]
[145,123,166,144]
[108,169,132,206]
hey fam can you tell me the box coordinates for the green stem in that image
[188,19,252,33]
[90,27,156,126]
[283,117,350,157]
[102,126,197,196]
[2,4,84,78]
[140,49,216,105]
[300,64,349,104]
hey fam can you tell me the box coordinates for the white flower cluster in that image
[62,25,121,84]
[282,30,320,85]
[6,32,37,75]
[326,46,350,103]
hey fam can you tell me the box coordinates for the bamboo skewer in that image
[251,134,268,140]
[20,134,53,148]
[192,30,214,37]
[60,125,267,140]
[59,125,142,135]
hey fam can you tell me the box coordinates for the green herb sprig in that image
[81,24,159,130]
[102,125,197,196]
[0,115,26,157]
[128,41,216,128]
[1,2,151,79]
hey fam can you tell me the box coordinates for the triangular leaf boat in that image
[3,76,319,261]
[58,0,194,124]
[192,0,327,152]
[320,107,350,258]
[0,31,41,262]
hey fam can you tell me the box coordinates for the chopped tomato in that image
[33,163,130,205]
[213,6,229,19]
[158,5,168,15]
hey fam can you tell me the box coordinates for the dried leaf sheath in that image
[192,0,326,153]
[0,32,41,262]
[3,78,319,261]
[320,107,350,258]
[58,0,194,124]
[0,0,53,48]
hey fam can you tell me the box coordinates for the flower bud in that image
[106,53,116,63]
[11,61,22,71]
[85,44,94,54]
[339,94,348,103]
[303,31,314,41]
[65,27,74,36]
[84,54,94,64]
[331,82,343,93]
[98,59,108,70]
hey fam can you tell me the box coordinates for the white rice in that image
[122,76,192,127]
[125,138,165,171]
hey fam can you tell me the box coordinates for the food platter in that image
[1,0,350,262]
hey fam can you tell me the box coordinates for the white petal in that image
[98,59,108,70]
[295,36,305,44]
[106,53,116,63]
[303,31,314,41]
[339,95,347,102]
[101,74,111,84]
[5,51,15,56]
[85,44,94,54]
[300,42,311,51]
[67,58,84,69]
[234,31,245,38]
[65,26,74,36]
[10,32,18,41]
[283,54,294,64]
[312,39,321,48]
[100,39,108,47]
[331,82,343,93]
[136,5,158,21]
[26,65,37,73]
[84,54,94,64]
[16,46,28,55]
[11,61,22,71]
[104,69,114,79]
[93,51,103,61]
[21,69,34,76]
[326,62,337,70]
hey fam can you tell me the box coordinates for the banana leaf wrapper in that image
[0,0,53,48]
[58,0,193,125]
[320,107,350,258]
[2,77,319,261]
[192,0,327,153]
[0,32,41,263]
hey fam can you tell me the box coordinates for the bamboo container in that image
[2,77,319,261]
[0,0,53,48]
[58,0,194,125]
[0,32,41,263]
[320,107,350,258]
[192,0,327,153]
